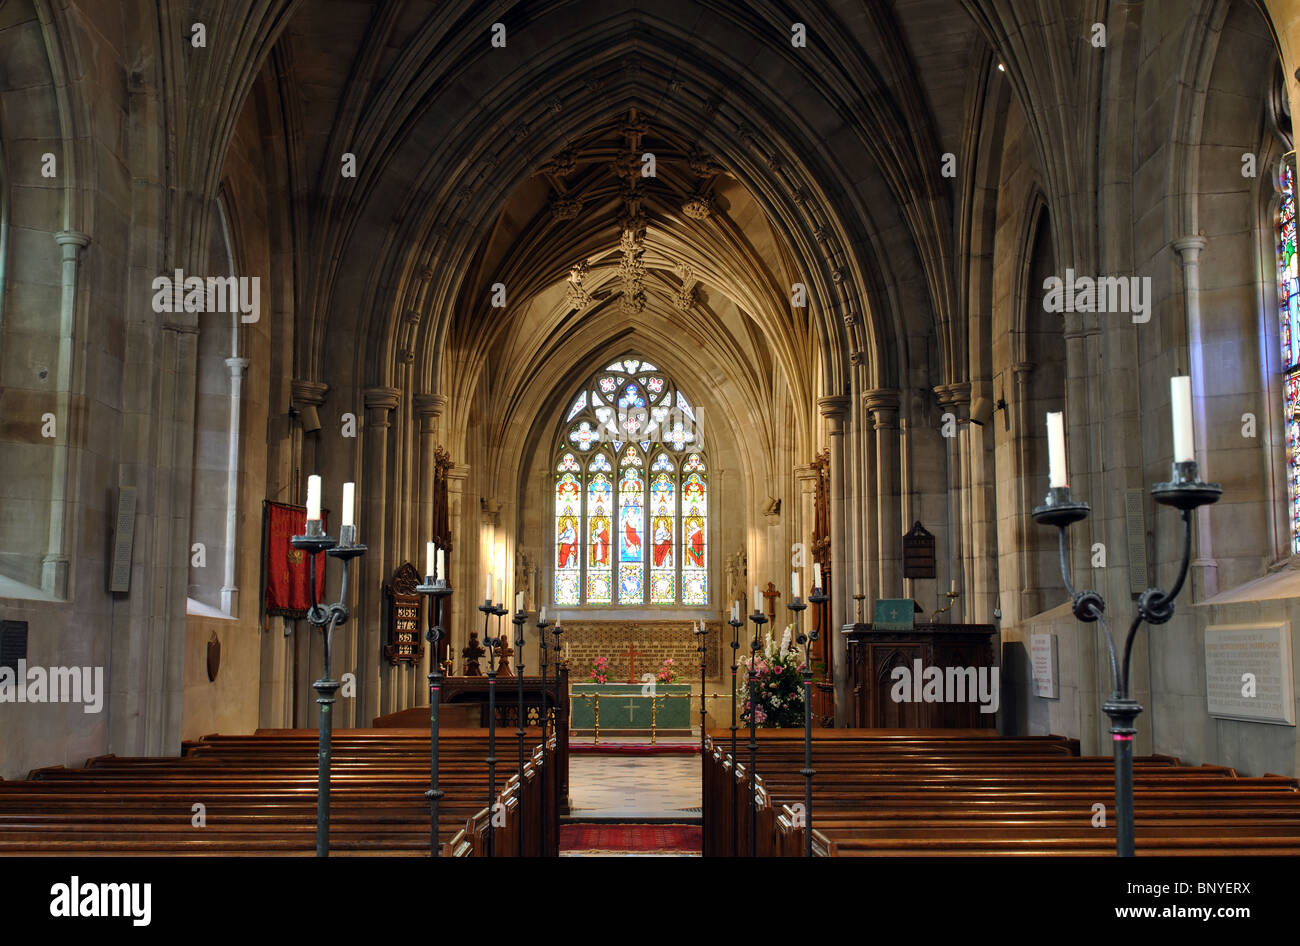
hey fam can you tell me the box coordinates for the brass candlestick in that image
[933,590,960,619]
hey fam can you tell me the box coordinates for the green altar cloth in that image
[570,683,692,732]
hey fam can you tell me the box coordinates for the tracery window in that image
[1277,159,1300,553]
[553,358,707,607]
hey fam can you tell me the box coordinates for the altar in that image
[570,683,692,734]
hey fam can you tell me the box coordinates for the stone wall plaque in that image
[109,487,137,593]
[1030,633,1058,699]
[1204,622,1295,726]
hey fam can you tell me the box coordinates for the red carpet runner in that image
[559,823,702,854]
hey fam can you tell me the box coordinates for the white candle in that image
[340,482,355,528]
[565,642,570,658]
[485,572,493,602]
[539,606,547,624]
[306,475,321,521]
[791,571,800,600]
[813,562,823,590]
[516,591,524,612]
[496,578,503,605]
[1046,412,1067,488]
[436,548,444,581]
[1171,376,1194,463]
[753,585,761,612]
[950,578,956,594]
[426,541,436,579]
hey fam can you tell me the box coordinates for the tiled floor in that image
[567,754,701,821]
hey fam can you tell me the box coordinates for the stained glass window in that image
[1278,161,1300,553]
[552,357,708,606]
[554,454,581,606]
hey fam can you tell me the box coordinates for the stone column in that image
[446,467,469,666]
[934,382,971,620]
[220,356,249,615]
[864,389,902,600]
[42,230,90,596]
[817,395,850,725]
[361,386,400,724]
[1173,235,1217,599]
[413,393,447,703]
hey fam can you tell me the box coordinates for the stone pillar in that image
[1173,235,1217,599]
[934,382,971,620]
[220,356,249,615]
[864,389,902,600]
[817,395,850,725]
[361,386,400,724]
[413,393,447,703]
[42,230,90,597]
[446,467,469,665]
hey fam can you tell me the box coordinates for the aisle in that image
[560,753,701,856]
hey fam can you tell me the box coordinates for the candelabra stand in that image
[415,574,451,857]
[535,613,551,856]
[1032,461,1220,857]
[746,605,768,857]
[693,622,708,754]
[478,597,506,856]
[290,520,366,858]
[727,612,743,857]
[798,588,827,858]
[551,623,565,725]
[511,607,528,857]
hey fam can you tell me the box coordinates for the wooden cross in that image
[623,640,643,684]
[762,582,781,623]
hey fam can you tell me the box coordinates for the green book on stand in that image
[872,598,923,630]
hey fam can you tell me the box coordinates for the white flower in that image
[779,627,792,658]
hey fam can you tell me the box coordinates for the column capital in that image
[1172,235,1207,260]
[291,378,329,407]
[224,356,250,373]
[363,386,401,411]
[413,392,449,418]
[862,387,899,413]
[817,394,850,418]
[932,381,971,409]
[794,464,818,491]
[54,230,90,249]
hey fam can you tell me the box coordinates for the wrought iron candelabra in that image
[416,571,451,856]
[511,606,528,857]
[796,585,827,858]
[694,622,708,754]
[1032,459,1220,857]
[746,603,767,857]
[477,596,507,856]
[290,519,366,858]
[535,611,551,856]
[727,610,743,857]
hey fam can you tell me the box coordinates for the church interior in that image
[3,0,1300,894]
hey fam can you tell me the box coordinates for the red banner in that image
[264,501,328,619]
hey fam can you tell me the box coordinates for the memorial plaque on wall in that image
[901,521,936,580]
[1204,623,1295,726]
[1030,633,1058,699]
[383,562,425,666]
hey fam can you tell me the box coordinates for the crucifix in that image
[623,639,643,684]
[762,582,781,624]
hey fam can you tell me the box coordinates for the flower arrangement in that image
[738,624,805,728]
[655,657,679,684]
[590,655,611,684]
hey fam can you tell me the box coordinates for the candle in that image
[436,548,444,582]
[950,578,956,594]
[753,585,760,613]
[791,571,800,600]
[813,562,823,590]
[516,591,524,612]
[1171,376,1194,463]
[496,578,503,605]
[306,475,321,521]
[565,642,570,658]
[341,482,355,528]
[485,572,493,602]
[1046,412,1067,488]
[539,606,547,624]
[426,541,436,579]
